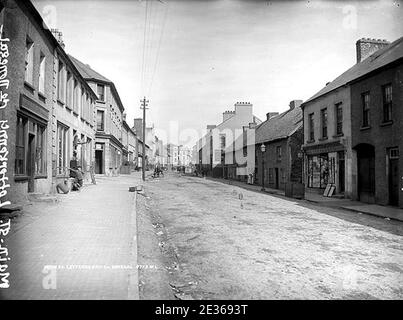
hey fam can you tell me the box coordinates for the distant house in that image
[197,102,261,178]
[69,55,125,176]
[254,101,303,191]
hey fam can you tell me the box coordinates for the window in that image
[307,154,329,188]
[335,103,343,135]
[321,108,328,138]
[24,37,34,84]
[382,84,392,123]
[73,79,79,113]
[268,168,274,184]
[35,125,46,175]
[362,92,370,127]
[97,84,105,101]
[15,116,27,175]
[276,146,282,161]
[390,148,399,159]
[66,71,73,109]
[38,52,46,93]
[308,113,314,141]
[220,135,225,149]
[57,60,66,102]
[97,110,105,131]
[57,123,68,174]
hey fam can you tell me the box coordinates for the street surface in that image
[1,172,402,300]
[142,172,403,300]
[1,175,140,300]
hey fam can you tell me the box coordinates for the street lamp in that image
[260,144,266,191]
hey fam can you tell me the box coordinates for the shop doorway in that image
[355,144,375,203]
[95,149,103,174]
[27,133,35,193]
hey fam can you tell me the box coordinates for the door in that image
[356,144,375,203]
[275,168,279,189]
[338,151,345,193]
[27,134,35,193]
[389,157,399,206]
[95,150,103,174]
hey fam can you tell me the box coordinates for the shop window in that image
[15,116,27,175]
[307,154,329,188]
[35,125,46,175]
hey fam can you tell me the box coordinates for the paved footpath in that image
[1,174,140,300]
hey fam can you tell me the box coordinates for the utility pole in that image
[140,97,149,181]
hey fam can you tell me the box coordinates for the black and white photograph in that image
[0,0,402,304]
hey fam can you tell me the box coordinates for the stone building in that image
[121,114,137,173]
[0,0,96,205]
[254,101,303,191]
[69,55,125,176]
[301,76,353,197]
[302,37,402,207]
[350,37,403,208]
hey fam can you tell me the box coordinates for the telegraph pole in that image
[140,97,149,181]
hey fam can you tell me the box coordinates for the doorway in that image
[275,168,279,189]
[27,133,35,193]
[95,150,103,174]
[355,144,375,203]
[389,148,399,206]
[338,151,345,193]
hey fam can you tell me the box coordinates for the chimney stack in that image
[222,110,235,122]
[289,100,303,110]
[266,112,279,121]
[356,38,390,63]
[51,29,65,49]
[206,125,216,132]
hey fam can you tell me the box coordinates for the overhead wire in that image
[148,0,169,97]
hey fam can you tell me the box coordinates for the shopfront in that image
[304,142,346,194]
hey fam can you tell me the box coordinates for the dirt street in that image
[139,172,403,300]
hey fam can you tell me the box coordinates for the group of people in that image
[55,152,84,194]
[152,165,164,178]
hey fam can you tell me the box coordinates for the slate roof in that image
[69,55,125,113]
[255,106,302,144]
[68,55,112,83]
[303,36,403,105]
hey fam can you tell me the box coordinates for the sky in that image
[33,0,403,146]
